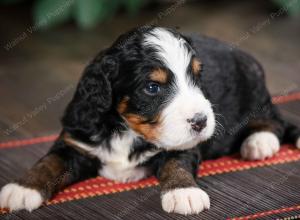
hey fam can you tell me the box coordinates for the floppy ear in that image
[62,51,118,144]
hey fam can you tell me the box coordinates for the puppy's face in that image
[114,27,215,151]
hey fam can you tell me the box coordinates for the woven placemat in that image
[0,92,300,219]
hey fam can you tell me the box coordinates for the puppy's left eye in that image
[144,82,161,95]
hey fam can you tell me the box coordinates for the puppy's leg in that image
[0,139,100,212]
[241,120,284,160]
[157,150,209,215]
[283,121,300,149]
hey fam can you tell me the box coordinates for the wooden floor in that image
[0,1,299,141]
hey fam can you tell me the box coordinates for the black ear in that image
[62,51,118,144]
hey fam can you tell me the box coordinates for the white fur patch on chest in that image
[70,131,159,182]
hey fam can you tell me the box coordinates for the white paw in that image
[161,187,210,215]
[241,131,280,160]
[296,137,300,149]
[0,183,43,212]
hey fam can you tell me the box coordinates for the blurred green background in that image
[0,0,299,140]
[0,0,299,30]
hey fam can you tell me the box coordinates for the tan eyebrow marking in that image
[117,96,130,114]
[191,58,202,75]
[149,68,168,83]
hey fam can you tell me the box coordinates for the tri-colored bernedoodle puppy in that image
[1,26,300,215]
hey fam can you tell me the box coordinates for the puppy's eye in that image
[144,82,160,95]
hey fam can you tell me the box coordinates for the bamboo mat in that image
[0,92,300,220]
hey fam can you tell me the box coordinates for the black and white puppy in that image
[1,26,300,215]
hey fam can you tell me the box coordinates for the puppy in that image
[1,26,300,215]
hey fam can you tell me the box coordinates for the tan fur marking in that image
[123,113,161,141]
[248,120,281,134]
[19,154,68,199]
[117,96,129,114]
[62,133,96,157]
[159,159,197,192]
[192,58,202,75]
[150,68,168,83]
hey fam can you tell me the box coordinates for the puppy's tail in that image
[283,121,300,149]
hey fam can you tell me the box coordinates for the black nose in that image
[187,113,207,132]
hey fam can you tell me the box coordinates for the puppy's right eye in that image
[144,82,161,96]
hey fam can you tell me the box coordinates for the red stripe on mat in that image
[228,204,300,220]
[0,92,299,150]
[1,145,299,214]
[272,91,300,105]
[0,134,58,149]
[47,145,300,204]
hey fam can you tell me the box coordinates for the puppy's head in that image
[63,26,215,151]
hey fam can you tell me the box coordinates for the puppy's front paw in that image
[161,187,210,215]
[241,131,280,160]
[0,183,43,212]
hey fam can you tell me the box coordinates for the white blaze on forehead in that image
[143,27,192,85]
